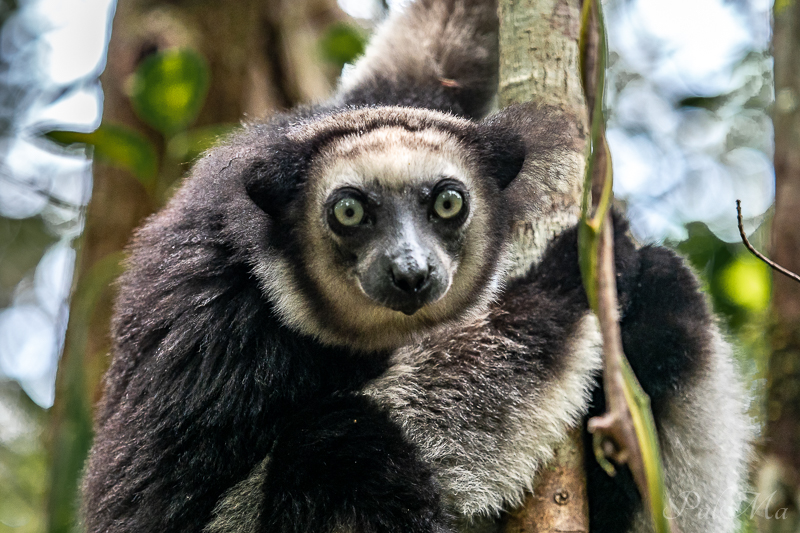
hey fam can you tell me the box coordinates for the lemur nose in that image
[390,263,430,294]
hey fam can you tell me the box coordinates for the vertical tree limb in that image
[498,0,588,279]
[759,0,800,530]
[501,428,589,533]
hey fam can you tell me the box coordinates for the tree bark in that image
[759,0,800,531]
[499,0,588,278]
[47,1,343,532]
[500,429,590,533]
[498,0,590,530]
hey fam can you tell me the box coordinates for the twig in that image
[736,200,800,284]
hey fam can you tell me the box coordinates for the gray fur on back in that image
[636,328,753,533]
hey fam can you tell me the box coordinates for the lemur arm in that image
[207,395,455,533]
[337,0,499,119]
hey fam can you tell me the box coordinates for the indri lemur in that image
[82,1,750,532]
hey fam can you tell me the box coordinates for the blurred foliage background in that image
[0,0,777,531]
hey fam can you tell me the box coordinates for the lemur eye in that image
[333,197,365,226]
[433,190,463,219]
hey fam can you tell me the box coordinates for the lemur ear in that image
[244,161,291,220]
[243,142,309,220]
[478,103,579,190]
[474,121,527,190]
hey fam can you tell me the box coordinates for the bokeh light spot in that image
[720,254,771,312]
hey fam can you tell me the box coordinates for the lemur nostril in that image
[391,266,429,294]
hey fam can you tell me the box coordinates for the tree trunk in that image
[47,1,343,531]
[759,0,800,531]
[499,0,587,277]
[497,0,590,530]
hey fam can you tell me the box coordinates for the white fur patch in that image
[287,107,473,145]
[364,313,603,520]
[310,127,476,195]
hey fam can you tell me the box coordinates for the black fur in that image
[342,77,486,119]
[263,395,451,533]
[337,0,500,119]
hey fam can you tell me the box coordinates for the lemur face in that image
[315,126,481,319]
[297,127,506,351]
[323,176,469,316]
[250,115,515,352]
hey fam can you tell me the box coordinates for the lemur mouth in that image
[391,300,426,316]
[366,289,433,316]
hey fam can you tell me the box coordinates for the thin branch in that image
[587,216,636,474]
[586,212,676,533]
[736,199,800,284]
[577,1,676,532]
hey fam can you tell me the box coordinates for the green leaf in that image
[130,48,210,135]
[46,124,159,189]
[774,0,794,15]
[319,23,366,67]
